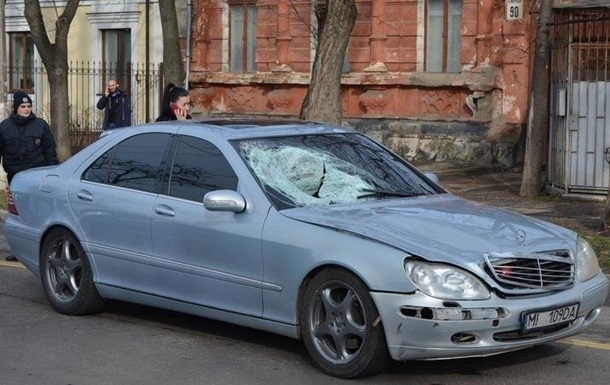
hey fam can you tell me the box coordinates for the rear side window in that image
[166,136,238,202]
[82,133,172,193]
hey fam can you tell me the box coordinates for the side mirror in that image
[424,172,440,184]
[203,190,246,213]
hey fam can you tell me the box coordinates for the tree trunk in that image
[299,0,356,124]
[24,0,80,162]
[519,0,554,198]
[158,0,186,87]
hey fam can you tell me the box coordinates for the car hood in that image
[281,194,576,267]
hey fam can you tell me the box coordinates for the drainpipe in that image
[0,0,6,112]
[185,0,192,90]
[145,0,150,122]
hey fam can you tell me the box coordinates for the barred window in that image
[426,0,463,73]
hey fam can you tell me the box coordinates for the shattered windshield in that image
[235,133,441,209]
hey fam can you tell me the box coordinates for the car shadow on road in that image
[101,300,309,356]
[102,299,571,379]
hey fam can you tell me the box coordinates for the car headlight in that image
[405,261,491,300]
[576,236,601,282]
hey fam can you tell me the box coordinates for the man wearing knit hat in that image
[0,90,59,261]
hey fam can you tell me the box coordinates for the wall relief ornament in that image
[420,90,458,116]
[267,89,294,112]
[230,87,256,111]
[359,89,389,115]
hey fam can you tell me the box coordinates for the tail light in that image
[6,189,18,216]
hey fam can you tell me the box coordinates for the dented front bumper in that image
[370,271,609,361]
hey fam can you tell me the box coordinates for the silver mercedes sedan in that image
[3,119,608,378]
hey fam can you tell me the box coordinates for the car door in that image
[68,132,173,293]
[150,134,265,317]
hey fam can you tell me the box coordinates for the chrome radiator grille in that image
[484,251,574,292]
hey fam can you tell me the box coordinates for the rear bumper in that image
[2,215,42,276]
[371,272,609,361]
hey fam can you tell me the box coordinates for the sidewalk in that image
[418,162,607,234]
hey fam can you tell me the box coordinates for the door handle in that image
[154,205,175,217]
[76,190,93,201]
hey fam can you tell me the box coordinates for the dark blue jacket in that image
[96,90,131,130]
[0,113,59,183]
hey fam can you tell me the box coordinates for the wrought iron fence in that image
[4,61,164,151]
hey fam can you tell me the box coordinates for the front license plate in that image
[522,303,579,332]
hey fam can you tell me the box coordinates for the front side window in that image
[8,32,35,92]
[236,133,442,209]
[426,0,463,73]
[82,133,172,193]
[229,1,257,72]
[166,136,238,202]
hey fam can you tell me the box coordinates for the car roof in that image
[153,118,357,140]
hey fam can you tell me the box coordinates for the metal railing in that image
[4,61,164,151]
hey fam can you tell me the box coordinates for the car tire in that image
[300,268,389,378]
[40,228,105,315]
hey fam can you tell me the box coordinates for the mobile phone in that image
[170,102,179,112]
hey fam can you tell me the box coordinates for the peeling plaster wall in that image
[189,0,537,167]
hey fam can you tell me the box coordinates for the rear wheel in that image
[300,268,389,378]
[40,228,105,315]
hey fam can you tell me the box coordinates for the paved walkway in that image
[418,162,607,234]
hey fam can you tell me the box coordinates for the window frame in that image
[229,0,258,73]
[101,28,133,93]
[8,32,35,93]
[425,0,463,73]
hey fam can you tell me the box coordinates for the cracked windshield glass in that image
[236,133,441,209]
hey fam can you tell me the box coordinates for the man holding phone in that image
[96,80,131,130]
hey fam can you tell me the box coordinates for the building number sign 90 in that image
[506,0,523,21]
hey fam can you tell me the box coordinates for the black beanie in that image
[13,90,33,111]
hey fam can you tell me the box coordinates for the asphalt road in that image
[1,261,609,385]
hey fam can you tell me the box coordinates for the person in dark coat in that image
[96,80,131,130]
[0,90,59,261]
[155,83,192,122]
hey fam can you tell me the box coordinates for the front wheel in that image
[40,228,105,315]
[300,268,389,378]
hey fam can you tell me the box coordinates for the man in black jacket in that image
[96,80,131,130]
[0,90,59,261]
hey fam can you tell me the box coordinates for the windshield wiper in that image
[357,188,421,199]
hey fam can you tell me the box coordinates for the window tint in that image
[82,133,171,193]
[168,136,238,202]
[83,150,113,183]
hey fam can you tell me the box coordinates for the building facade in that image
[3,0,169,127]
[4,0,607,180]
[188,0,537,166]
